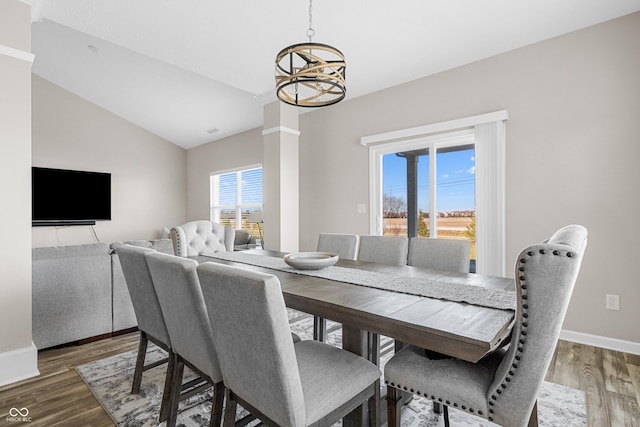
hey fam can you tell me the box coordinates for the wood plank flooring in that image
[1,333,639,426]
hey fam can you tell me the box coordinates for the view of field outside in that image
[212,150,477,257]
[212,167,262,233]
[383,148,477,259]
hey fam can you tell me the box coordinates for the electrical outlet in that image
[605,294,620,311]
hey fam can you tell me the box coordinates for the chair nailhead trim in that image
[486,246,578,423]
[385,245,580,426]
[390,384,480,419]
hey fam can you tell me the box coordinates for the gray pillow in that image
[234,230,251,246]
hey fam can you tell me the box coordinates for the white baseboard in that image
[0,342,39,387]
[560,329,640,355]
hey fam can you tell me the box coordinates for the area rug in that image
[77,310,586,427]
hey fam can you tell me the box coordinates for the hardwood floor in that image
[545,340,640,426]
[0,333,139,427]
[1,334,639,426]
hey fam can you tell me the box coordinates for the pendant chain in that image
[307,0,315,42]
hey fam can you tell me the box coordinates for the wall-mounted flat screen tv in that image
[32,167,111,226]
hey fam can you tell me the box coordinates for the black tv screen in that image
[32,167,111,226]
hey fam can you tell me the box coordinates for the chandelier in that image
[275,0,346,107]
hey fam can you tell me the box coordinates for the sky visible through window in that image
[383,148,475,212]
[217,168,262,207]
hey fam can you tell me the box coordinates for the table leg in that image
[313,316,327,342]
[386,386,403,427]
[342,324,371,427]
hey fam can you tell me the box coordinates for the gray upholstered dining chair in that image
[357,235,408,266]
[145,251,225,427]
[317,232,360,260]
[356,235,409,363]
[197,262,381,427]
[407,237,471,273]
[384,224,588,427]
[313,232,360,341]
[116,244,174,422]
[171,220,235,257]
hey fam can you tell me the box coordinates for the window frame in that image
[210,164,263,230]
[361,111,508,276]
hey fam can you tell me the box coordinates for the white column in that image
[261,102,300,252]
[0,0,39,386]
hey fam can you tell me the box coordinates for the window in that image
[210,165,262,232]
[382,133,476,267]
[362,111,508,276]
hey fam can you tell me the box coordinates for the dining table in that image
[191,249,515,427]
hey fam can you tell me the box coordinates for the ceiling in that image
[30,0,640,149]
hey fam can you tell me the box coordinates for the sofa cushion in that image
[110,239,174,255]
[33,242,110,260]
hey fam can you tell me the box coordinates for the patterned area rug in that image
[76,310,586,427]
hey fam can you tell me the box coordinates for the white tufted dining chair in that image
[170,220,235,257]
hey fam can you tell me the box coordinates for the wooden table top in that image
[192,250,515,363]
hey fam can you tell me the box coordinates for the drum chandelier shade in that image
[275,0,346,107]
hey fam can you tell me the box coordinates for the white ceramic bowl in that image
[283,252,339,270]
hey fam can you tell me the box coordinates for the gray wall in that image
[297,12,640,343]
[31,75,188,247]
[188,13,640,344]
[186,127,263,221]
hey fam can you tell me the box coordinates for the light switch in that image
[357,204,367,214]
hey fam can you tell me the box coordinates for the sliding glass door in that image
[382,134,476,269]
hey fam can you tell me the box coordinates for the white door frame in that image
[360,110,508,276]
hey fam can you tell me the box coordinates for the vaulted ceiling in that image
[31,0,640,149]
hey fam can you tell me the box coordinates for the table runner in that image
[203,251,516,310]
